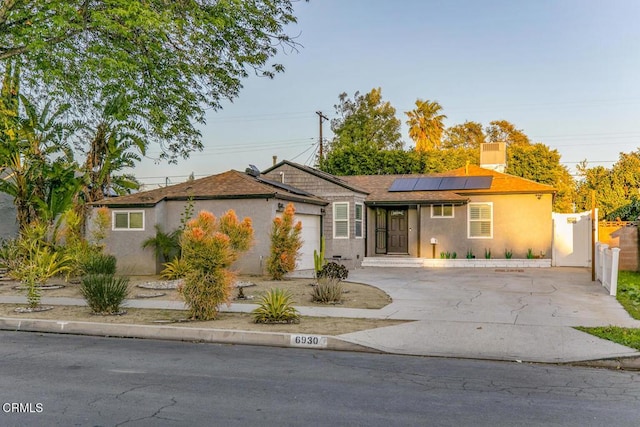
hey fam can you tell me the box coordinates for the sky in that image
[134,0,640,188]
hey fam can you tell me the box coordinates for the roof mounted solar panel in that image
[414,177,442,190]
[389,178,419,192]
[438,177,467,190]
[464,176,493,189]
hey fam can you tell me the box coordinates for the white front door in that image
[295,214,321,270]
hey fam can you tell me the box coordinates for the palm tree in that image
[405,99,447,151]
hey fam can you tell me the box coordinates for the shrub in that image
[317,262,349,281]
[80,274,129,314]
[311,277,343,304]
[484,248,492,259]
[505,249,513,259]
[466,249,474,259]
[79,252,117,275]
[179,210,253,320]
[252,288,300,324]
[526,248,534,259]
[266,203,303,280]
[161,257,189,280]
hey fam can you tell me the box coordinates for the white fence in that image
[595,242,620,296]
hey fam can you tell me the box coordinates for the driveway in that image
[336,267,640,363]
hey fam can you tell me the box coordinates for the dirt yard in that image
[0,275,402,336]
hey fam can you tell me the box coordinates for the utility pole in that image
[316,111,328,167]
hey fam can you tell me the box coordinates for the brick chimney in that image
[480,142,507,173]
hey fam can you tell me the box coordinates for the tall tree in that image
[0,0,302,162]
[405,99,447,151]
[442,121,486,149]
[323,88,403,175]
[486,120,531,147]
[506,143,574,212]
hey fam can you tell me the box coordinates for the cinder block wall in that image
[612,224,639,271]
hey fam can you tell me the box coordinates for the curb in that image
[571,356,640,371]
[0,317,378,354]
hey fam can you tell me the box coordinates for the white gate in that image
[552,211,597,267]
[294,214,321,270]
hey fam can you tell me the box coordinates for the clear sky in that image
[134,0,640,188]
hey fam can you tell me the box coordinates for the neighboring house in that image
[91,143,556,275]
[89,169,327,275]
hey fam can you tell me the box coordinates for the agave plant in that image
[252,288,300,324]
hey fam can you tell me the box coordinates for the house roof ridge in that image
[263,160,369,194]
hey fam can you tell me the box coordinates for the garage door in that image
[295,214,321,270]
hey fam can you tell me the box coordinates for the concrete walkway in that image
[2,267,640,364]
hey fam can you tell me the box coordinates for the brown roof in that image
[342,175,469,204]
[341,165,555,204]
[93,170,328,207]
[262,160,369,194]
[434,165,556,194]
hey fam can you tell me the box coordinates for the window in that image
[431,204,454,218]
[113,211,145,230]
[468,203,492,238]
[333,202,349,238]
[355,203,363,238]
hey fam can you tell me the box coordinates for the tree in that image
[405,99,447,151]
[442,121,486,149]
[267,203,303,280]
[0,0,302,162]
[506,143,575,212]
[575,150,640,219]
[416,148,480,174]
[323,88,402,175]
[486,120,531,147]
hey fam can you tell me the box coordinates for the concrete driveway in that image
[336,267,640,363]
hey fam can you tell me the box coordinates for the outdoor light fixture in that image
[277,202,285,211]
[536,193,542,200]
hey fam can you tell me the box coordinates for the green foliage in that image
[252,288,300,324]
[452,252,457,259]
[313,236,326,278]
[606,195,640,221]
[311,277,343,304]
[506,143,575,213]
[575,326,640,351]
[317,262,349,281]
[486,120,531,147]
[161,257,189,280]
[484,248,491,259]
[466,249,474,259]
[79,253,117,276]
[505,249,513,259]
[616,271,640,320]
[526,248,534,259]
[1,1,301,163]
[80,274,129,315]
[405,99,447,151]
[179,210,254,320]
[142,224,181,264]
[442,121,486,150]
[323,88,403,174]
[12,246,72,308]
[267,203,303,280]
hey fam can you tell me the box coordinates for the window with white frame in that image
[468,203,492,238]
[431,204,454,218]
[355,203,363,238]
[333,202,349,238]
[112,211,145,230]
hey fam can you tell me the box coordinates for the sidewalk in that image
[2,267,640,366]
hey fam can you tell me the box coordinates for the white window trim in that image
[112,210,145,231]
[355,202,364,239]
[431,204,454,218]
[333,202,349,239]
[467,202,493,239]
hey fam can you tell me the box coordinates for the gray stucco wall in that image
[263,164,366,269]
[0,192,18,240]
[365,193,553,260]
[91,197,323,276]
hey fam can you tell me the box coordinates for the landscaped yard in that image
[0,275,401,336]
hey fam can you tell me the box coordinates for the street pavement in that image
[1,267,640,364]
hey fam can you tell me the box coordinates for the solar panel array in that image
[388,176,493,192]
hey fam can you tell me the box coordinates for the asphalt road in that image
[1,331,639,426]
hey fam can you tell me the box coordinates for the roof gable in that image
[262,161,369,194]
